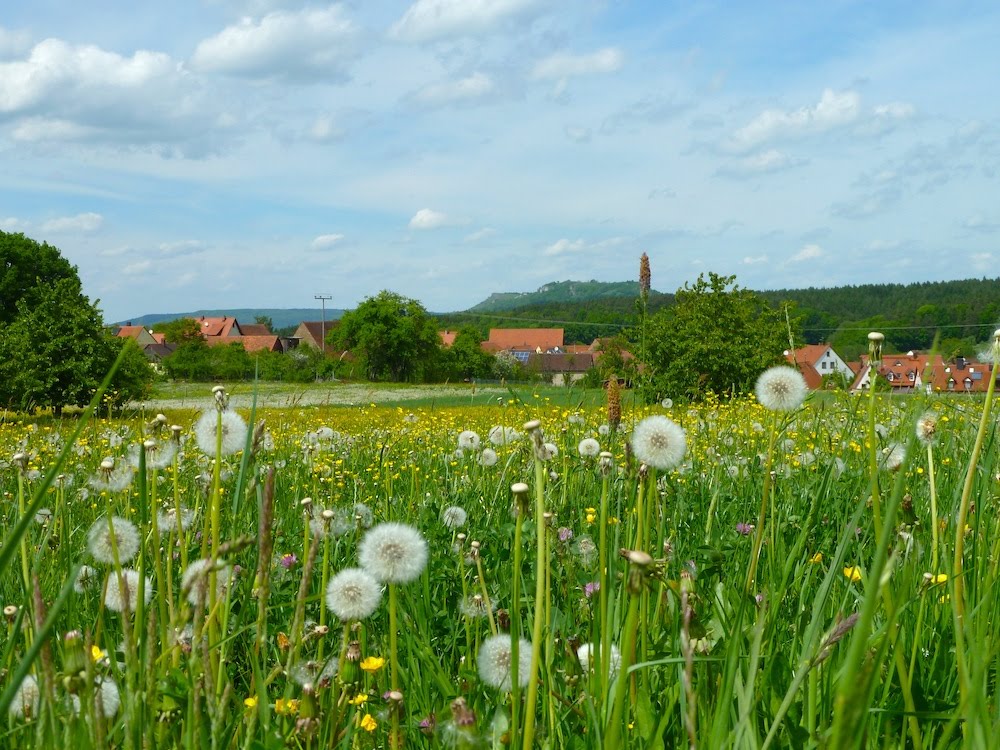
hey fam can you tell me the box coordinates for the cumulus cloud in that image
[411,72,495,106]
[789,244,823,263]
[0,38,228,154]
[726,89,861,153]
[1,216,23,230]
[543,238,585,256]
[159,240,206,256]
[390,0,547,42]
[409,208,450,229]
[191,6,357,81]
[531,47,623,80]
[39,212,103,233]
[311,233,345,249]
[742,255,768,264]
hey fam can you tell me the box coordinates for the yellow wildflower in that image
[348,694,368,706]
[360,656,385,673]
[923,572,948,585]
[90,645,108,662]
[275,698,300,715]
[586,512,596,524]
[809,552,823,564]
[243,696,258,709]
[360,713,377,732]
[843,566,862,583]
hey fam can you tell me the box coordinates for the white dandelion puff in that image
[358,522,428,584]
[87,517,140,564]
[881,443,906,472]
[479,448,498,467]
[578,438,601,458]
[916,412,939,446]
[94,678,121,718]
[630,416,687,470]
[477,634,532,691]
[181,558,234,608]
[194,409,248,456]
[458,430,481,450]
[755,366,808,412]
[460,593,496,620]
[9,675,39,719]
[441,506,468,528]
[540,442,559,460]
[353,502,374,528]
[577,642,622,680]
[488,426,520,446]
[156,506,197,535]
[104,569,153,613]
[325,568,383,621]
[74,565,100,593]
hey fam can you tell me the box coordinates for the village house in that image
[784,343,855,389]
[481,328,565,364]
[851,351,996,393]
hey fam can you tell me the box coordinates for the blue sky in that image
[2,0,998,322]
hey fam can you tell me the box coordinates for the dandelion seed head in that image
[441,506,468,529]
[460,593,495,620]
[916,412,939,445]
[755,366,808,412]
[478,448,498,467]
[630,415,687,470]
[181,558,234,608]
[325,568,382,621]
[74,565,100,593]
[488,426,520,446]
[9,675,39,719]
[156,506,196,534]
[358,522,428,584]
[577,643,622,680]
[87,517,140,564]
[104,569,153,613]
[477,634,531,691]
[578,438,601,458]
[194,409,248,456]
[458,430,481,451]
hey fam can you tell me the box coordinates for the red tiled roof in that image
[205,335,282,353]
[194,316,242,337]
[487,328,564,351]
[116,325,146,339]
[440,330,458,347]
[526,352,595,372]
[240,323,271,336]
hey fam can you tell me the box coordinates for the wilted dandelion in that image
[104,569,153,613]
[89,458,135,493]
[353,502,374,528]
[325,568,383,621]
[359,523,428,584]
[477,634,532,691]
[87,516,140,564]
[194,409,248,456]
[441,506,468,528]
[131,438,177,471]
[630,415,687,470]
[755,366,808,412]
[916,412,939,445]
[574,536,598,567]
[460,593,495,619]
[578,438,601,458]
[458,430,481,450]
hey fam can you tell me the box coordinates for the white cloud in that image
[716,149,803,177]
[123,259,152,276]
[0,216,23,230]
[962,214,999,233]
[390,0,547,42]
[159,240,206,256]
[409,208,450,229]
[971,252,994,272]
[727,89,861,152]
[742,255,768,264]
[789,243,823,263]
[0,38,226,153]
[308,115,345,142]
[191,6,357,80]
[543,238,585,256]
[464,227,495,242]
[531,47,623,80]
[39,212,103,234]
[311,233,345,249]
[412,72,495,106]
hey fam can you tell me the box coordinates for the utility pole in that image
[314,294,332,354]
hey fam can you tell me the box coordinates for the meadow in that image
[2,363,1000,749]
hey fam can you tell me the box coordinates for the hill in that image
[115,308,344,331]
[468,280,656,313]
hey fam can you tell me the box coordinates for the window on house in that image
[948,379,955,391]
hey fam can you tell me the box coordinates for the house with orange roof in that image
[194,316,242,338]
[851,351,995,393]
[784,344,854,390]
[482,328,564,364]
[205,335,283,354]
[116,325,158,347]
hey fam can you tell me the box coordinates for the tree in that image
[0,276,153,414]
[333,291,442,382]
[254,314,274,332]
[442,326,494,380]
[153,317,204,345]
[640,272,790,401]
[0,231,79,326]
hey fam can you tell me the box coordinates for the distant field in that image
[140,380,613,411]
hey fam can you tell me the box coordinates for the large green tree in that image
[640,272,790,401]
[441,325,494,380]
[0,231,79,326]
[333,290,441,382]
[0,276,152,414]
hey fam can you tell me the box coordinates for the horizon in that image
[2,2,998,322]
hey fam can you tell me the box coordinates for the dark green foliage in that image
[640,272,790,401]
[468,279,662,313]
[162,343,336,382]
[440,326,494,380]
[333,290,442,382]
[152,318,204,344]
[0,276,153,413]
[0,231,79,326]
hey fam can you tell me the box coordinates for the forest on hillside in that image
[441,277,1000,361]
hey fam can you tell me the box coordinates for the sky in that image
[2,0,999,323]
